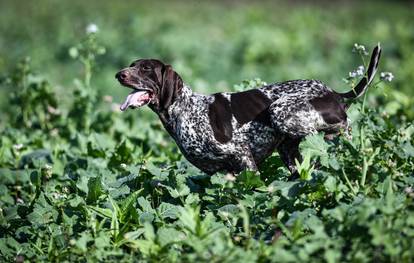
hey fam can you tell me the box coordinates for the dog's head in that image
[115,59,183,112]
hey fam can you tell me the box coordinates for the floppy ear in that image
[160,65,183,110]
[154,66,163,86]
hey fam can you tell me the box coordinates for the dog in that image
[115,44,381,178]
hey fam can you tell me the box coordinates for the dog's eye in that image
[142,65,152,71]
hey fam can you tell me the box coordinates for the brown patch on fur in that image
[209,93,233,143]
[230,89,272,125]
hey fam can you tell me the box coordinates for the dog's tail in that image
[336,43,381,99]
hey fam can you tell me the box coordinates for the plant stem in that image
[341,168,356,195]
[361,90,368,114]
[84,60,91,88]
[359,120,369,187]
[360,156,368,187]
[359,57,371,186]
[359,52,367,68]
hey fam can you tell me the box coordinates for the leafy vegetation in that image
[0,1,413,262]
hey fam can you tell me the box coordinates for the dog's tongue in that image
[120,90,150,111]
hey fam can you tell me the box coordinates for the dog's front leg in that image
[241,155,258,172]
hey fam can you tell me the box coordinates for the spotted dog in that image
[115,44,381,178]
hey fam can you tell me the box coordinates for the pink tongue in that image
[120,90,150,111]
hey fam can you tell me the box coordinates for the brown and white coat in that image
[115,44,381,177]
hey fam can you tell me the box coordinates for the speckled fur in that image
[162,80,344,174]
[116,44,381,176]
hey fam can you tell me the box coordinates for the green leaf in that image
[299,133,330,167]
[166,183,190,198]
[157,227,183,247]
[0,237,20,258]
[324,176,337,192]
[120,189,142,221]
[88,206,113,219]
[30,170,41,187]
[124,229,146,241]
[268,180,301,198]
[295,151,314,180]
[218,204,239,219]
[87,133,114,158]
[75,232,92,252]
[211,173,227,186]
[86,176,103,204]
[18,149,53,169]
[401,142,414,157]
[178,206,198,234]
[185,193,200,206]
[142,223,155,241]
[108,140,134,169]
[157,202,179,220]
[237,170,264,189]
[111,208,120,238]
[139,212,155,224]
[26,193,58,225]
[137,197,154,212]
[324,249,341,263]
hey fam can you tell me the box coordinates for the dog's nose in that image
[115,71,128,81]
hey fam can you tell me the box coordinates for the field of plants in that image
[0,0,413,262]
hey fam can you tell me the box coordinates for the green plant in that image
[68,24,106,132]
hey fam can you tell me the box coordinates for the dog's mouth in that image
[120,90,153,111]
[118,81,153,111]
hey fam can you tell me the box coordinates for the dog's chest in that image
[169,96,220,159]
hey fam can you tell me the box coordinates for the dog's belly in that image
[177,142,245,174]
[175,132,247,174]
[238,122,282,164]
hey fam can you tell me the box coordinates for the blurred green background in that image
[0,0,413,113]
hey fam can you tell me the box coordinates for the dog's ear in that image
[160,65,183,110]
[154,65,163,86]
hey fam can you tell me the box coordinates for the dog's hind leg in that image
[276,137,302,180]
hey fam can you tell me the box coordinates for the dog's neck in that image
[155,84,196,134]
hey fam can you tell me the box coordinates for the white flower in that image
[47,105,60,115]
[349,65,365,78]
[380,72,394,82]
[103,95,113,103]
[224,173,236,182]
[50,128,59,137]
[63,186,70,193]
[86,23,99,34]
[13,144,24,150]
[356,65,365,76]
[52,192,66,200]
[111,103,122,112]
[219,211,230,218]
[120,163,127,169]
[352,43,368,55]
